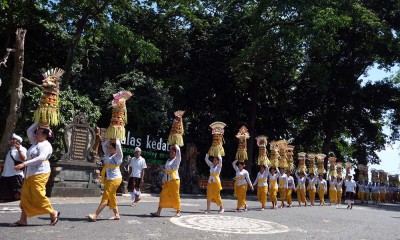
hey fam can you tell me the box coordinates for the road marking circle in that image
[170,214,289,234]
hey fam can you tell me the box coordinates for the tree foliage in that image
[1,0,399,175]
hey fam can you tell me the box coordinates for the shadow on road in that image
[355,203,400,212]
[120,213,165,218]
[0,222,42,228]
[38,216,105,223]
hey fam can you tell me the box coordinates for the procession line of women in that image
[202,156,360,212]
[5,135,392,227]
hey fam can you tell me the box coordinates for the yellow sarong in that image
[308,188,316,204]
[318,189,325,204]
[372,193,379,203]
[257,186,268,206]
[207,182,222,206]
[337,190,343,204]
[210,173,222,190]
[233,177,244,197]
[160,170,180,210]
[286,188,293,205]
[20,173,54,217]
[297,187,306,203]
[279,188,287,201]
[380,193,385,203]
[329,184,337,204]
[207,173,222,206]
[235,184,247,208]
[101,177,122,209]
[269,179,278,204]
[329,189,337,204]
[278,179,286,201]
[360,192,365,202]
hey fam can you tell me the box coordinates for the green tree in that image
[0,0,68,143]
[46,0,203,88]
[290,0,400,164]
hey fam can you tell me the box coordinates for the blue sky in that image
[359,64,400,175]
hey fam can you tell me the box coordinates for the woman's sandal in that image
[50,211,60,226]
[9,221,27,227]
[88,214,97,222]
[108,216,120,220]
[150,212,160,217]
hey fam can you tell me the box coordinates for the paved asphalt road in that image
[0,194,399,240]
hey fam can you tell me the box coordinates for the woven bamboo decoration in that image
[105,91,133,141]
[276,140,288,169]
[307,153,317,174]
[208,121,226,157]
[328,157,337,177]
[286,145,295,171]
[269,141,279,168]
[357,164,365,182]
[235,126,250,162]
[316,153,326,174]
[33,68,64,127]
[168,110,185,147]
[380,170,388,184]
[363,165,369,181]
[297,152,307,173]
[337,162,343,178]
[256,135,270,166]
[345,162,352,176]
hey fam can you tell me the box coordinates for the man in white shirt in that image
[128,147,147,206]
[345,174,357,209]
[0,133,27,201]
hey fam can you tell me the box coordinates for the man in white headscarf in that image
[345,174,357,209]
[128,147,147,206]
[0,133,27,201]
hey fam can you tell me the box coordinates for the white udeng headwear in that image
[12,133,22,143]
[134,147,141,152]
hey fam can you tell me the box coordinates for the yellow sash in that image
[165,169,178,181]
[279,179,286,188]
[258,179,268,184]
[297,183,305,189]
[270,179,277,189]
[101,164,119,182]
[210,173,222,190]
[235,176,244,181]
[234,177,245,196]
